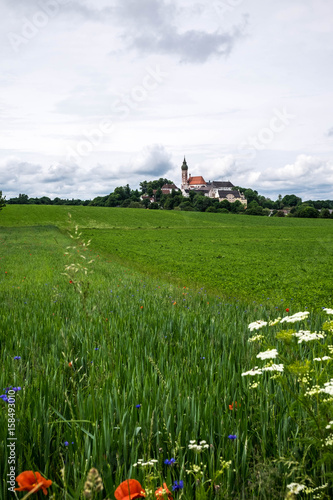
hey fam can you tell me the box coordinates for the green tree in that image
[320,208,331,219]
[218,199,231,211]
[0,191,6,211]
[155,187,162,201]
[296,206,319,218]
[193,193,211,212]
[243,188,259,205]
[281,194,302,207]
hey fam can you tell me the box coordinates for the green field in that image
[1,206,333,499]
[2,205,333,307]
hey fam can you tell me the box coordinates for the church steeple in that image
[181,156,188,188]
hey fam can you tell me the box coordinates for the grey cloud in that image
[131,26,244,63]
[115,0,247,63]
[0,158,43,181]
[3,0,114,22]
[115,0,175,29]
[41,163,79,183]
[130,144,174,176]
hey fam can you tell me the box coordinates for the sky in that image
[1,0,333,201]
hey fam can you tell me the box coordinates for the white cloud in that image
[130,144,174,176]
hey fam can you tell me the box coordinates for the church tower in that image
[181,156,188,189]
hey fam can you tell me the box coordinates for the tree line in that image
[3,181,333,218]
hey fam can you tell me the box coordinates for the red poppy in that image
[114,479,145,500]
[69,280,73,284]
[68,362,73,368]
[285,308,289,312]
[15,471,52,495]
[229,401,240,410]
[155,483,173,499]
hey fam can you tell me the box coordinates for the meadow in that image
[2,205,333,307]
[1,206,333,499]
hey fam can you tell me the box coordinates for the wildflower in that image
[172,481,184,491]
[229,401,240,410]
[261,363,284,372]
[305,385,321,396]
[15,471,52,495]
[228,435,237,440]
[140,306,143,309]
[114,479,146,499]
[12,387,21,392]
[280,311,309,323]
[256,349,278,360]
[241,367,263,376]
[321,379,333,396]
[188,441,209,451]
[14,356,21,360]
[155,483,173,499]
[68,362,73,367]
[286,483,306,494]
[313,356,331,361]
[0,395,9,402]
[133,459,157,467]
[269,317,281,326]
[69,280,73,284]
[64,441,69,446]
[164,458,176,465]
[323,308,333,314]
[248,334,264,342]
[285,308,289,312]
[248,320,267,331]
[135,404,141,408]
[292,330,325,343]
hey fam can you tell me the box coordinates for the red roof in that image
[188,176,206,185]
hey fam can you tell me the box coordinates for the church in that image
[180,157,247,206]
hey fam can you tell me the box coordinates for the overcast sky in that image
[1,0,333,201]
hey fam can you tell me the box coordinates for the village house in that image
[180,157,247,206]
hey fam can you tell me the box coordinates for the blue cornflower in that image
[14,356,21,360]
[172,480,184,491]
[135,404,141,408]
[0,395,9,402]
[64,441,69,446]
[164,458,176,465]
[228,435,237,440]
[94,348,99,351]
[12,387,21,392]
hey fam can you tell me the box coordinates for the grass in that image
[1,205,333,307]
[0,207,333,499]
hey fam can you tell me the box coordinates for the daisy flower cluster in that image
[132,458,158,468]
[188,440,210,452]
[292,330,326,343]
